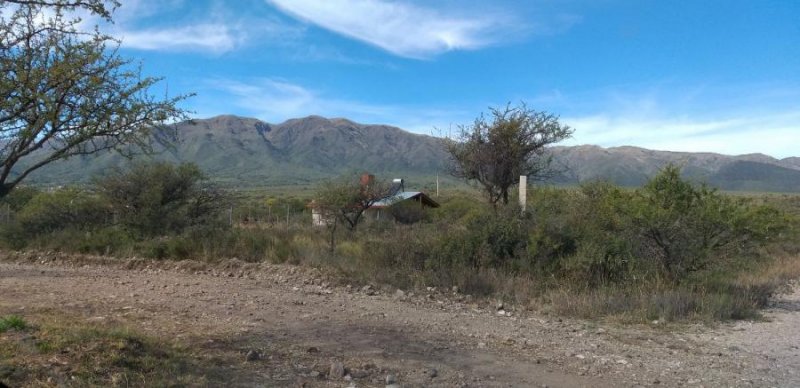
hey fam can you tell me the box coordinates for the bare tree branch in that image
[443,103,573,207]
[0,1,191,197]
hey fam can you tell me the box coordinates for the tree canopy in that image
[0,0,190,197]
[314,173,393,232]
[444,103,573,206]
[94,162,226,236]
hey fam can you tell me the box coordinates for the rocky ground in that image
[1,252,799,387]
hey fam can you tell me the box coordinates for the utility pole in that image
[436,174,440,197]
[519,175,527,213]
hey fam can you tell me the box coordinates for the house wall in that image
[311,208,332,227]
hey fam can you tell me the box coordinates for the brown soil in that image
[1,252,799,387]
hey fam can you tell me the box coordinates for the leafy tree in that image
[16,187,109,234]
[315,173,393,232]
[0,184,38,211]
[314,173,393,251]
[0,0,190,197]
[94,162,226,236]
[628,165,788,280]
[444,103,572,206]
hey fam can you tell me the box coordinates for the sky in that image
[96,0,799,158]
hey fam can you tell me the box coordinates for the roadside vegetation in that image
[0,314,231,386]
[1,160,797,324]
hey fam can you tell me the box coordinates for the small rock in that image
[428,368,438,378]
[386,374,397,384]
[496,309,506,316]
[386,385,401,388]
[394,289,405,298]
[496,300,504,310]
[350,369,369,379]
[362,362,376,370]
[329,361,346,379]
[306,346,319,353]
[245,350,260,361]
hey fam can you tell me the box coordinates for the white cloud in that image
[562,112,800,158]
[266,0,514,58]
[209,78,317,120]
[76,0,303,54]
[200,77,470,132]
[117,24,244,53]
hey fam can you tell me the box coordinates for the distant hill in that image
[24,115,800,192]
[30,115,447,186]
[548,145,800,191]
[707,161,800,192]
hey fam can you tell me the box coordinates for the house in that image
[364,178,440,222]
[310,175,439,226]
[309,200,329,227]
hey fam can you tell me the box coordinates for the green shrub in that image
[0,315,27,332]
[94,162,228,237]
[0,186,40,211]
[525,187,579,274]
[16,188,110,236]
[76,227,136,255]
[628,165,788,281]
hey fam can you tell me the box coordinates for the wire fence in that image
[0,202,315,230]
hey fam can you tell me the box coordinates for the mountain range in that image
[27,115,800,192]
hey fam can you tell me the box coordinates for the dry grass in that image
[737,254,800,289]
[0,312,232,387]
[543,256,800,323]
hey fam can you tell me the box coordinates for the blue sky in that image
[99,0,799,157]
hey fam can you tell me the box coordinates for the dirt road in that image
[1,253,799,387]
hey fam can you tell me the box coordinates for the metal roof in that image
[371,191,440,208]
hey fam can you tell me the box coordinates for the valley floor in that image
[1,253,799,387]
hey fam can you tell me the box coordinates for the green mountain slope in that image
[707,161,800,192]
[549,145,800,192]
[23,115,800,192]
[30,115,448,186]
